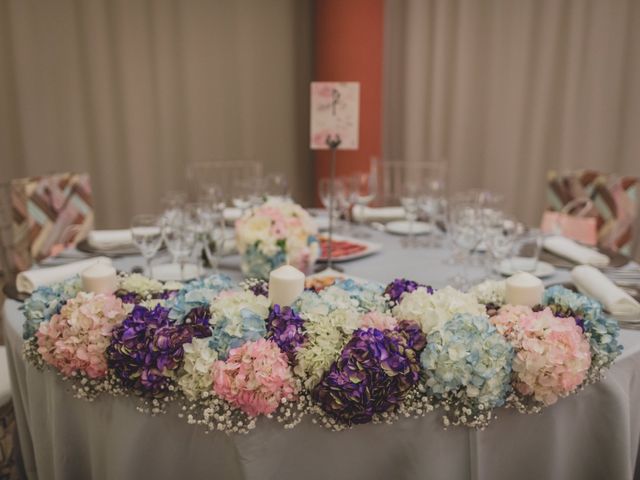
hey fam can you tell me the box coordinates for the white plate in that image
[496,257,556,278]
[313,215,330,231]
[386,221,432,236]
[307,268,378,286]
[318,235,382,263]
[152,263,200,281]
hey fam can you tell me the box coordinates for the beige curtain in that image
[0,0,312,228]
[383,0,640,255]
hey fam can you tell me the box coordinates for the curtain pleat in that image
[383,0,640,256]
[0,0,313,228]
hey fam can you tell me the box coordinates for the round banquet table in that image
[3,228,640,480]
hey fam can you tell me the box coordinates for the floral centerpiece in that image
[22,273,623,435]
[235,199,320,279]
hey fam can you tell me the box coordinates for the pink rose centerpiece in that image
[235,199,319,279]
[36,292,126,378]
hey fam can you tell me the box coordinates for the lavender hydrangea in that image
[266,305,307,364]
[312,325,426,426]
[384,278,433,307]
[107,305,209,398]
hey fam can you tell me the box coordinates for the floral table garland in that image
[21,273,622,433]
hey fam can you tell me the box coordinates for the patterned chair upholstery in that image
[547,170,639,255]
[0,173,94,275]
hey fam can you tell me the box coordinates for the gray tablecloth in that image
[4,230,640,480]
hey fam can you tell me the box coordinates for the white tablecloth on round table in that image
[4,230,640,480]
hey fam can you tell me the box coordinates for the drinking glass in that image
[350,166,377,237]
[447,201,483,289]
[318,177,346,229]
[162,212,197,280]
[265,173,290,200]
[199,184,226,213]
[400,182,422,247]
[130,214,163,278]
[482,212,522,277]
[418,176,447,247]
[162,191,187,225]
[511,228,543,273]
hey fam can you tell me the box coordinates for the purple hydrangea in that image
[534,303,585,332]
[241,278,270,298]
[266,304,306,364]
[384,278,433,306]
[115,289,177,305]
[107,305,209,398]
[312,325,426,425]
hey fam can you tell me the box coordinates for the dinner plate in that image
[151,263,199,281]
[305,268,380,291]
[496,257,556,278]
[385,221,432,236]
[317,235,382,263]
[76,239,140,257]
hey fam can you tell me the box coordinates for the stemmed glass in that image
[162,211,197,280]
[447,200,483,290]
[418,173,447,247]
[349,159,378,237]
[265,173,290,201]
[482,212,521,278]
[400,182,422,247]
[131,214,163,278]
[319,177,347,232]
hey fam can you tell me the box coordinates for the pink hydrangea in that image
[491,304,535,338]
[36,292,126,378]
[492,306,591,406]
[359,312,398,331]
[212,338,297,416]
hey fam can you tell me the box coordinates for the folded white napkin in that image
[543,236,610,267]
[16,257,113,294]
[88,230,133,249]
[572,265,640,318]
[352,206,405,223]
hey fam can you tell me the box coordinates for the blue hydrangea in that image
[543,285,622,378]
[240,244,287,280]
[168,274,232,322]
[330,279,389,313]
[420,313,514,427]
[209,307,267,360]
[20,277,82,339]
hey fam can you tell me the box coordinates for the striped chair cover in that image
[547,170,639,255]
[1,173,93,273]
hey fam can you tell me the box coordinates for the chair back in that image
[546,169,639,255]
[0,173,93,274]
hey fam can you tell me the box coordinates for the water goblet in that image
[130,214,163,278]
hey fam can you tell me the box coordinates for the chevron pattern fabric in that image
[7,173,94,272]
[547,170,639,255]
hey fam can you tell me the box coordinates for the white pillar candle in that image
[268,265,305,307]
[81,263,118,295]
[505,272,544,307]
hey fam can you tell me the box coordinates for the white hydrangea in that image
[118,273,164,295]
[393,286,486,334]
[470,280,506,306]
[209,290,270,327]
[177,337,218,401]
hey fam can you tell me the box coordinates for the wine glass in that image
[349,159,378,237]
[130,214,163,278]
[265,173,290,201]
[162,212,197,280]
[400,182,422,247]
[161,191,187,225]
[447,200,483,290]
[483,212,522,278]
[318,177,346,230]
[418,176,447,247]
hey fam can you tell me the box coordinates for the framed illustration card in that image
[310,82,360,150]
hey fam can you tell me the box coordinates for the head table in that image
[3,229,640,480]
